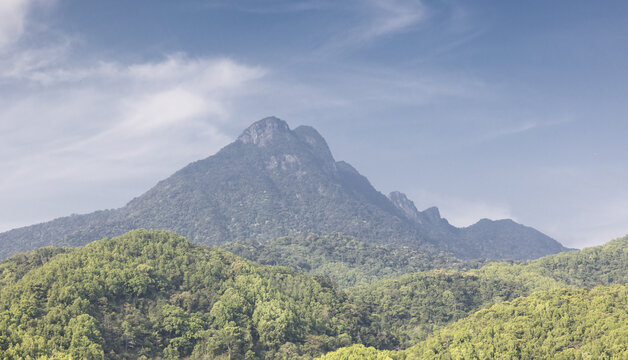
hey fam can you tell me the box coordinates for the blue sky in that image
[1,0,627,248]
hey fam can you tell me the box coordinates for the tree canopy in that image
[0,230,374,359]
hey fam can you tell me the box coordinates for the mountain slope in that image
[0,117,568,260]
[388,191,568,259]
[346,270,530,349]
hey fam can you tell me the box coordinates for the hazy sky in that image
[1,0,627,248]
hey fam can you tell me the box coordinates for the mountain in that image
[0,117,568,260]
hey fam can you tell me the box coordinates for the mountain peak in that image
[238,116,291,146]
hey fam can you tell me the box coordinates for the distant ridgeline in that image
[221,233,487,288]
[0,117,569,261]
[0,231,625,359]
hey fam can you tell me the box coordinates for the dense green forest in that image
[223,233,626,289]
[222,233,483,287]
[474,235,628,289]
[346,271,530,348]
[0,231,625,359]
[0,230,382,359]
[343,235,627,348]
[0,246,69,288]
[319,284,628,359]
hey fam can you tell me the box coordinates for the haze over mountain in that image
[0,117,568,260]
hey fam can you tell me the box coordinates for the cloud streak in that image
[308,0,426,57]
[0,0,32,49]
[0,52,266,231]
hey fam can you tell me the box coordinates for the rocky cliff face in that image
[389,191,423,223]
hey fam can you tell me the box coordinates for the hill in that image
[474,235,628,290]
[342,235,628,348]
[0,117,568,261]
[0,229,379,360]
[318,284,628,359]
[0,231,624,359]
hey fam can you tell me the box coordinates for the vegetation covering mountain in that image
[0,246,68,288]
[0,117,568,261]
[0,230,624,359]
[406,284,628,359]
[474,235,628,289]
[346,271,530,349]
[221,233,484,288]
[339,235,628,349]
[0,229,387,360]
[319,284,628,360]
[230,235,628,353]
[223,234,626,291]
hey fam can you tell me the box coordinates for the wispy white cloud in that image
[312,0,426,57]
[208,0,425,55]
[0,38,73,81]
[360,0,425,39]
[479,121,538,141]
[0,52,266,230]
[0,0,32,49]
[458,116,574,148]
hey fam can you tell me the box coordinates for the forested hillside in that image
[319,284,628,359]
[222,233,483,287]
[0,231,625,359]
[224,233,626,290]
[346,271,529,348]
[341,235,628,348]
[0,230,378,360]
[473,235,628,289]
[0,246,68,288]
